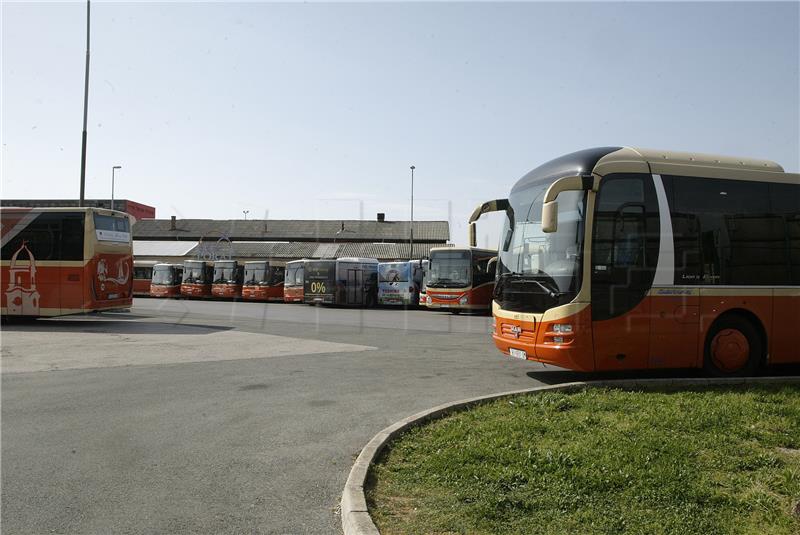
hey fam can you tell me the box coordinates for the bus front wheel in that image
[703,315,762,377]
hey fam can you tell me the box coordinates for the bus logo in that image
[509,325,522,338]
[5,242,40,316]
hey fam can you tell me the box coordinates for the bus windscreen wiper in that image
[500,272,563,298]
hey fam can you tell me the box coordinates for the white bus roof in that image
[336,257,379,264]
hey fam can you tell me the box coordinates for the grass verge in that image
[367,385,800,535]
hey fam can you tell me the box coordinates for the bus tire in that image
[703,315,762,377]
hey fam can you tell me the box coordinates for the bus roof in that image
[619,147,784,172]
[336,257,379,264]
[512,147,794,193]
[1,206,134,219]
[429,246,496,256]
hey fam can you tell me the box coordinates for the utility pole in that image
[111,165,121,210]
[410,165,415,260]
[79,0,91,206]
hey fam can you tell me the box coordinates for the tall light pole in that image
[79,0,91,207]
[111,165,121,210]
[410,165,415,260]
[243,210,249,220]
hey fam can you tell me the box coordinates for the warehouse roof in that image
[179,241,452,261]
[132,240,197,257]
[132,219,449,243]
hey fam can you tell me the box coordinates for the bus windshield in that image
[93,213,131,242]
[244,264,267,285]
[152,266,176,285]
[245,265,283,285]
[183,263,207,284]
[214,262,238,284]
[496,182,585,311]
[379,263,409,283]
[285,266,299,287]
[428,251,470,288]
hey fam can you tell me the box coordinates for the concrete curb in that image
[341,376,800,535]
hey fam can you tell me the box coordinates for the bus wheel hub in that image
[711,329,749,371]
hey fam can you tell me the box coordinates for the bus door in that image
[347,268,363,305]
[590,174,659,371]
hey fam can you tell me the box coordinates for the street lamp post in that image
[410,165,415,259]
[111,165,121,210]
[243,210,249,220]
[79,0,91,207]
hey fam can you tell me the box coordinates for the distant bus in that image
[133,260,156,296]
[149,263,183,298]
[378,260,424,306]
[425,247,496,313]
[284,259,306,303]
[1,207,133,317]
[181,260,214,298]
[470,146,800,376]
[304,257,378,307]
[242,261,285,302]
[211,260,244,299]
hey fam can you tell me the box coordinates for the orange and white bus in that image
[133,260,156,296]
[424,247,496,313]
[471,147,800,376]
[1,207,133,317]
[284,259,305,303]
[149,263,183,298]
[211,260,244,299]
[181,260,213,298]
[242,261,285,302]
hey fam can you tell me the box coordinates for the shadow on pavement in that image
[528,368,703,385]
[2,318,233,336]
[528,364,800,385]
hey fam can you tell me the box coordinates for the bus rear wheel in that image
[703,315,761,377]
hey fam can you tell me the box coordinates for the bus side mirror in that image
[542,201,558,233]
[541,174,595,234]
[468,222,477,247]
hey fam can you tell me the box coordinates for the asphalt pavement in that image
[2,299,552,534]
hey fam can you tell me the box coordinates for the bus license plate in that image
[509,348,527,360]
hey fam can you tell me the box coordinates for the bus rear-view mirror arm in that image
[542,174,597,233]
[468,199,512,247]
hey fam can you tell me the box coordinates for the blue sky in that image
[2,1,798,246]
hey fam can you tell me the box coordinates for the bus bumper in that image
[492,305,594,371]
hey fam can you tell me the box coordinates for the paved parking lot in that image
[2,299,548,534]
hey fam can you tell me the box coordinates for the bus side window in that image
[664,176,781,285]
[1,212,61,261]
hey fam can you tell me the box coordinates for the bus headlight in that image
[459,296,468,305]
[552,324,573,333]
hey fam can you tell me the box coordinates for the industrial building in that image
[132,214,451,264]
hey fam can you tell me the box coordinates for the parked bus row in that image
[132,248,498,312]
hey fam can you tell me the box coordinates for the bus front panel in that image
[304,261,336,304]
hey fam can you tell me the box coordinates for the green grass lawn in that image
[367,386,800,535]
